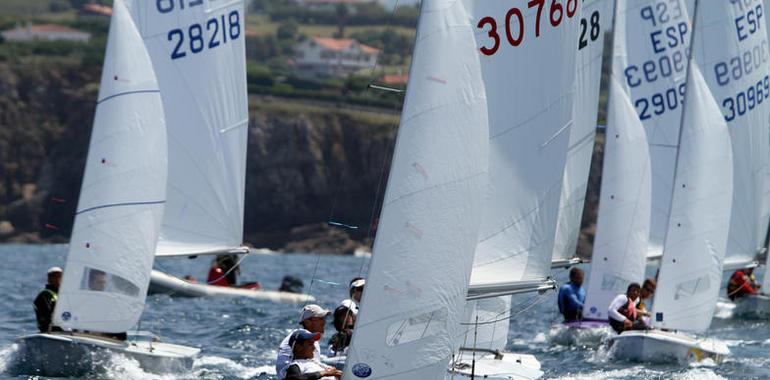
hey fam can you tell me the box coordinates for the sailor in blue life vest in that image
[283,329,341,380]
[608,282,650,334]
[34,266,63,333]
[276,304,331,379]
[557,267,585,322]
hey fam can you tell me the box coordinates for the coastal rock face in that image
[0,60,397,253]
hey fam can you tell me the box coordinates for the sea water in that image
[0,243,768,379]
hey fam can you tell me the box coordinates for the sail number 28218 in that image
[477,0,579,56]
[165,10,241,60]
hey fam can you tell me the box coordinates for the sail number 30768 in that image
[477,0,579,56]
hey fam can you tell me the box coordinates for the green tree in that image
[276,18,298,41]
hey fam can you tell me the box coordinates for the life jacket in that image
[207,266,230,287]
[618,297,637,321]
[42,289,58,302]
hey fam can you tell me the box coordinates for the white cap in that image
[299,304,331,323]
[350,279,365,289]
[47,266,63,274]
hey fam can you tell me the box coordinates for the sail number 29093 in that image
[477,0,579,56]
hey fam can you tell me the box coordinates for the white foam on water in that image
[0,344,19,374]
[531,332,547,343]
[671,367,726,380]
[193,355,274,378]
[554,366,648,380]
[100,353,177,380]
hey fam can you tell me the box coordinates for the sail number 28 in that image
[477,0,579,56]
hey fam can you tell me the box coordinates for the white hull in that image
[447,350,543,380]
[732,294,770,319]
[608,329,730,364]
[147,270,314,303]
[12,332,198,377]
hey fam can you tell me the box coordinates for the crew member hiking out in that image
[557,267,585,322]
[34,267,63,333]
[608,283,649,334]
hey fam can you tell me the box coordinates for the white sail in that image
[343,0,489,378]
[461,297,511,352]
[124,0,249,257]
[52,0,166,333]
[582,72,651,320]
[464,0,580,298]
[552,0,612,266]
[651,61,733,332]
[694,1,770,271]
[614,0,690,259]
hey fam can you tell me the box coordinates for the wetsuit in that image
[557,282,585,322]
[33,284,62,333]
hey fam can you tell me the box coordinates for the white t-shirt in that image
[286,359,335,380]
[339,299,358,315]
[608,294,633,322]
[275,330,321,380]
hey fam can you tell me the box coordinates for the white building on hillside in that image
[295,36,379,78]
[1,24,91,43]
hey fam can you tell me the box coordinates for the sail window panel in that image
[385,308,448,347]
[79,267,141,297]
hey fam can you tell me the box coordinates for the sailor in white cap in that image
[275,304,331,379]
[34,266,63,333]
[339,277,365,316]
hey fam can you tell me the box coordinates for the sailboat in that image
[449,1,580,378]
[711,0,770,319]
[550,0,652,344]
[551,0,613,269]
[122,0,313,303]
[13,1,199,376]
[341,0,490,378]
[608,0,733,363]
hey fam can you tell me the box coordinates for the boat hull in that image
[607,330,729,364]
[732,294,770,319]
[446,351,543,380]
[147,269,315,303]
[12,333,199,377]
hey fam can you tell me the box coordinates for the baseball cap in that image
[299,304,331,323]
[350,278,365,289]
[47,266,63,274]
[288,329,322,346]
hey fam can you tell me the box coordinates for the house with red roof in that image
[78,3,113,21]
[1,23,91,43]
[295,36,380,78]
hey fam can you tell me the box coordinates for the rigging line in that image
[364,0,403,84]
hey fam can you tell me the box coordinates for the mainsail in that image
[343,0,489,378]
[124,0,249,257]
[695,1,770,271]
[582,2,652,318]
[465,0,580,299]
[652,0,734,329]
[552,0,612,267]
[616,0,691,259]
[53,0,166,333]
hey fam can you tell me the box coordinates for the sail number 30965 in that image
[477,0,579,56]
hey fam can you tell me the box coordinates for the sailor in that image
[208,254,240,286]
[636,278,656,317]
[276,304,331,379]
[727,268,761,301]
[87,269,107,291]
[326,305,355,357]
[283,329,342,380]
[557,267,585,322]
[608,283,648,334]
[34,266,63,333]
[339,277,364,315]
